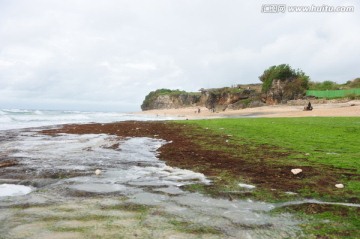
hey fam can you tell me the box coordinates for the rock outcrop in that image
[141,86,264,111]
[142,93,202,110]
[141,89,203,110]
[264,79,307,104]
[202,88,264,111]
[142,79,310,111]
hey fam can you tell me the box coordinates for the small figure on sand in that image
[304,102,313,111]
[198,108,201,113]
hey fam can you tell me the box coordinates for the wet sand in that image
[134,100,360,119]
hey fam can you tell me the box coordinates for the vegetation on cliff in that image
[259,64,310,94]
[309,78,360,90]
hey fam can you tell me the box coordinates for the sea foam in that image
[0,109,177,131]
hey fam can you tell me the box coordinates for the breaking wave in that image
[0,109,175,130]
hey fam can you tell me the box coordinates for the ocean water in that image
[0,108,176,131]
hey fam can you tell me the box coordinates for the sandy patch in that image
[133,100,360,119]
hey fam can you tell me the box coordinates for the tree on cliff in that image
[259,64,310,101]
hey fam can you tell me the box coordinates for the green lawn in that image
[183,117,360,172]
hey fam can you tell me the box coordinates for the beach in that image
[135,100,360,119]
[1,102,359,238]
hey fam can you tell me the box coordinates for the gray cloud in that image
[0,0,359,111]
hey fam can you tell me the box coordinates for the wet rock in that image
[69,183,127,194]
[228,194,234,201]
[19,179,57,188]
[0,160,18,168]
[153,186,185,195]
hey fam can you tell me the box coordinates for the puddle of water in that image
[0,184,33,197]
[0,129,303,238]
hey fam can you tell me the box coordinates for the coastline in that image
[133,100,360,119]
[1,109,359,238]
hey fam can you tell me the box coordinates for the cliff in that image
[141,89,202,110]
[263,78,308,104]
[141,85,265,111]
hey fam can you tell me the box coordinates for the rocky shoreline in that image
[0,123,306,238]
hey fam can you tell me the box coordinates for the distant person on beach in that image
[304,102,313,111]
[198,108,201,113]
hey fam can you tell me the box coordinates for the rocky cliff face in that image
[141,80,309,111]
[142,94,202,110]
[141,86,264,111]
[264,79,307,104]
[202,89,263,111]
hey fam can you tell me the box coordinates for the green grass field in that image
[179,117,360,238]
[184,117,359,170]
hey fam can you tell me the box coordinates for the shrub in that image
[309,81,339,90]
[259,64,310,95]
[346,78,360,88]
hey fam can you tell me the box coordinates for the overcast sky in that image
[0,0,359,112]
